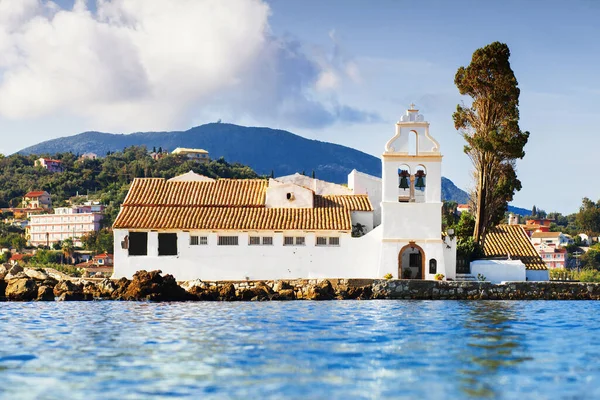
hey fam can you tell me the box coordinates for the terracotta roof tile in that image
[483,225,547,270]
[24,191,48,198]
[114,178,372,231]
[114,206,352,231]
[531,232,562,239]
[123,179,267,207]
[314,195,373,211]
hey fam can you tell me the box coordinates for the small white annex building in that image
[112,106,456,281]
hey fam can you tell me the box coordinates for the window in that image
[316,237,327,246]
[284,237,294,246]
[198,236,208,245]
[429,259,437,274]
[129,232,148,256]
[249,236,260,245]
[328,237,340,246]
[158,233,178,256]
[190,236,199,245]
[218,236,238,246]
[295,237,305,246]
[262,237,273,246]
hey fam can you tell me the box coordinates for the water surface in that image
[0,301,598,399]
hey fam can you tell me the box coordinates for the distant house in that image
[578,233,591,246]
[534,242,567,270]
[23,191,52,210]
[79,152,98,161]
[530,232,570,248]
[457,204,470,214]
[150,151,166,161]
[171,147,210,163]
[35,158,64,173]
[77,253,113,277]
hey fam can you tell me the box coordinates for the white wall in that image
[381,202,442,239]
[114,228,383,281]
[470,260,526,283]
[348,170,382,227]
[351,211,374,234]
[266,180,314,208]
[526,269,550,281]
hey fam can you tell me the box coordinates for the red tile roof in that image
[483,225,547,270]
[114,178,372,231]
[24,191,48,198]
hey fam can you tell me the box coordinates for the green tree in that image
[11,235,26,252]
[453,42,530,245]
[575,198,600,237]
[62,238,75,264]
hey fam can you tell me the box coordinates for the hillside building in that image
[28,205,104,247]
[530,231,571,248]
[112,105,457,281]
[35,158,64,173]
[22,191,52,210]
[171,147,210,163]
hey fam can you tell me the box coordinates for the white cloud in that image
[0,0,377,132]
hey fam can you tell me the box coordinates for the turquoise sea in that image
[0,301,599,399]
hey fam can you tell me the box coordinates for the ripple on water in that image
[0,300,600,399]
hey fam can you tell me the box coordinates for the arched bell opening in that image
[397,164,411,202]
[414,165,427,203]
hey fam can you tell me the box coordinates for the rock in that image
[238,282,273,301]
[346,285,373,300]
[53,280,91,301]
[218,283,237,301]
[306,280,336,300]
[8,265,23,275]
[180,279,206,292]
[0,280,6,300]
[188,285,218,301]
[44,268,72,282]
[272,288,295,300]
[24,268,49,281]
[122,270,193,301]
[37,286,55,301]
[56,292,86,301]
[110,278,131,300]
[4,271,28,280]
[0,264,8,280]
[273,280,293,292]
[5,278,39,301]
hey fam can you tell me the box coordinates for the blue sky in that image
[1,0,599,214]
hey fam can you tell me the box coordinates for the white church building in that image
[112,106,457,281]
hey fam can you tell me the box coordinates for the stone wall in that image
[3,265,600,301]
[181,279,600,301]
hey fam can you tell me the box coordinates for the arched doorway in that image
[398,243,425,279]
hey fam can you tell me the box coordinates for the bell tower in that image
[379,105,454,280]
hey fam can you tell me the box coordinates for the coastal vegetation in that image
[0,146,259,226]
[454,42,529,244]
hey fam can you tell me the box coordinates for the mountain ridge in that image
[18,122,530,215]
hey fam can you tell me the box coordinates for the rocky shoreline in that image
[2,265,600,301]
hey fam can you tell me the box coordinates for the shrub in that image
[383,273,393,280]
[434,274,445,281]
[578,269,600,283]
